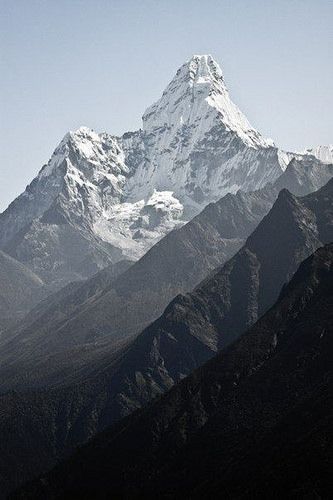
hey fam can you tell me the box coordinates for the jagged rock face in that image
[0,55,294,284]
[0,129,128,286]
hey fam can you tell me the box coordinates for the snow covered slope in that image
[0,55,321,282]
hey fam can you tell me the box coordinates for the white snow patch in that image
[94,191,185,260]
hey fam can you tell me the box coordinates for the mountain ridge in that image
[0,157,331,391]
[12,242,333,499]
[0,179,331,497]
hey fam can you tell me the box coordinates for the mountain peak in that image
[60,126,101,152]
[142,54,269,149]
[186,54,225,85]
[69,126,99,140]
[37,126,99,179]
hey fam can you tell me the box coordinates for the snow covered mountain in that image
[0,55,320,284]
[303,144,333,164]
[123,54,281,205]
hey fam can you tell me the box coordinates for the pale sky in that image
[0,0,332,211]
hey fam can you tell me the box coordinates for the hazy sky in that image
[0,0,332,211]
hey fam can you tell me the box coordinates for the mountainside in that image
[0,157,331,391]
[0,55,295,286]
[0,180,332,497]
[84,176,332,420]
[17,243,333,499]
[0,251,47,329]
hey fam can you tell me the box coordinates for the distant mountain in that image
[0,55,299,287]
[303,144,333,164]
[0,251,47,329]
[0,179,331,497]
[273,155,333,195]
[0,157,331,391]
[17,242,333,499]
